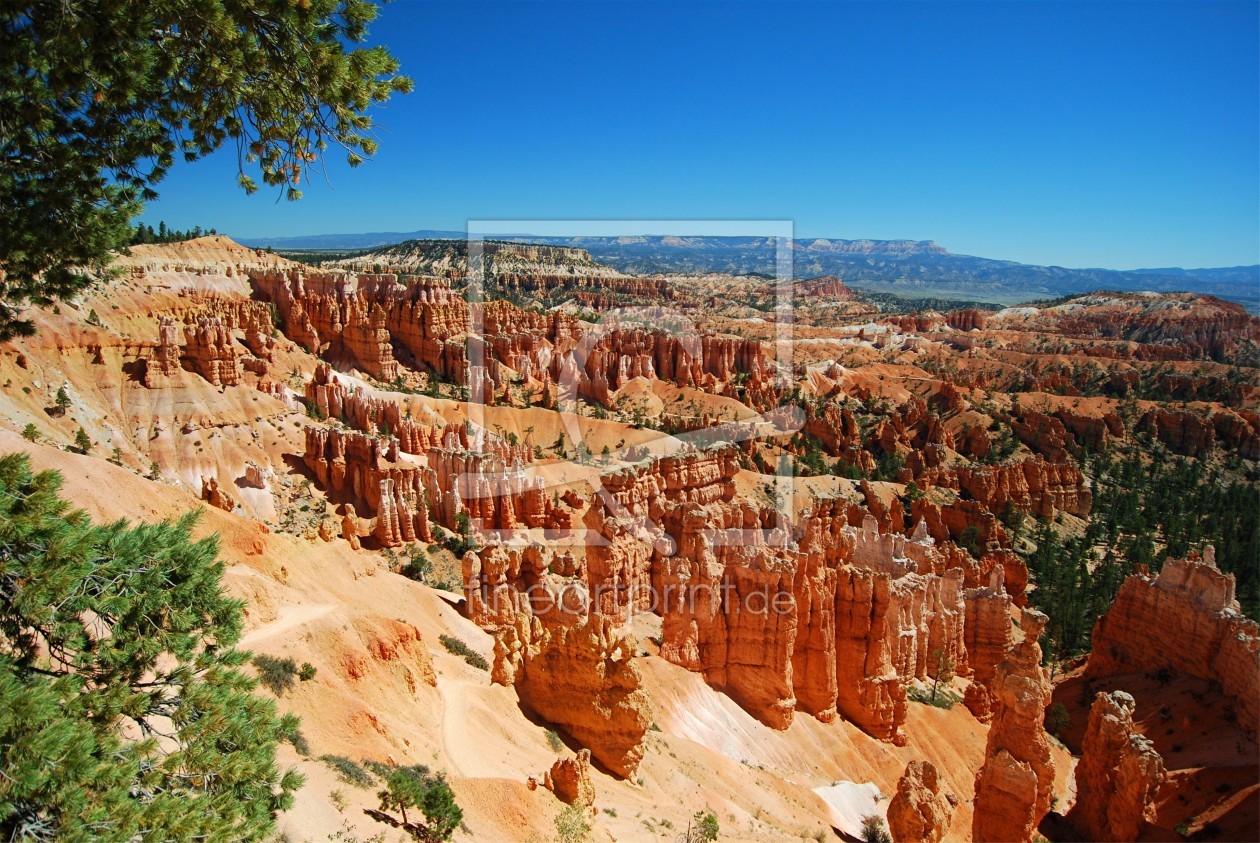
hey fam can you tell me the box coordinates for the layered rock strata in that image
[1068,691,1165,842]
[1086,547,1260,739]
[972,609,1055,843]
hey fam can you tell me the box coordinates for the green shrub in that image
[861,816,892,843]
[908,685,961,710]
[319,755,376,789]
[439,634,488,671]
[254,653,299,695]
[400,546,432,581]
[299,661,318,681]
[555,804,591,843]
[546,729,564,752]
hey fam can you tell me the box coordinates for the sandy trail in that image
[239,603,335,648]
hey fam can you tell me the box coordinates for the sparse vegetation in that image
[554,803,591,843]
[254,653,300,696]
[860,815,892,843]
[320,755,376,789]
[439,634,489,671]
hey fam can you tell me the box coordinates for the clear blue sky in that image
[142,0,1260,270]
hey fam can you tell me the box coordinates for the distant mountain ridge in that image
[238,229,1259,311]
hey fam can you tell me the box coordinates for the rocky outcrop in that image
[201,477,235,512]
[1086,547,1260,738]
[143,317,183,387]
[1138,408,1216,457]
[947,308,989,332]
[964,567,1014,689]
[1068,691,1165,842]
[832,570,892,716]
[545,749,596,808]
[1211,408,1260,459]
[918,458,1092,519]
[911,498,1011,555]
[554,328,767,407]
[887,760,955,843]
[493,612,651,778]
[182,316,241,386]
[972,609,1055,843]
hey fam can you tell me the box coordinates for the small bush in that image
[439,634,488,671]
[287,727,311,756]
[299,662,318,681]
[861,816,892,843]
[20,423,39,442]
[253,653,299,695]
[546,729,564,752]
[908,685,961,710]
[555,804,591,843]
[319,755,376,789]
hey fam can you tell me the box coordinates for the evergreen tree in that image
[0,454,302,839]
[72,427,91,453]
[0,0,412,339]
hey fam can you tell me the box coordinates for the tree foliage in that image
[0,453,302,840]
[368,762,462,841]
[0,0,412,338]
[1026,442,1259,659]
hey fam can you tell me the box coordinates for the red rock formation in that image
[182,316,241,386]
[972,609,1055,843]
[201,477,235,512]
[143,317,183,387]
[911,498,1011,554]
[887,760,956,843]
[544,749,595,808]
[963,681,994,723]
[1052,405,1125,452]
[1137,408,1216,457]
[1086,547,1260,738]
[1068,691,1165,842]
[1008,410,1070,463]
[964,567,1014,689]
[834,566,909,745]
[1211,408,1260,459]
[341,504,361,550]
[947,308,989,331]
[917,457,1092,519]
[493,612,651,778]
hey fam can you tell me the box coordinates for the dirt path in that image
[239,602,335,648]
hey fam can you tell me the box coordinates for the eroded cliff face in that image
[1086,547,1260,739]
[461,445,995,746]
[972,609,1055,843]
[493,608,652,779]
[1068,691,1165,842]
[916,457,1092,520]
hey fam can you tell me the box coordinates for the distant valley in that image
[239,230,1260,311]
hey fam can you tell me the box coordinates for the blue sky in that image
[142,0,1260,269]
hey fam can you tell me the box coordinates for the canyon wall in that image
[1086,547,1260,739]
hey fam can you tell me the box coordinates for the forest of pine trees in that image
[1026,439,1259,662]
[128,221,218,245]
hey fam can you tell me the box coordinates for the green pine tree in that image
[0,453,303,840]
[72,427,91,453]
[0,0,412,339]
